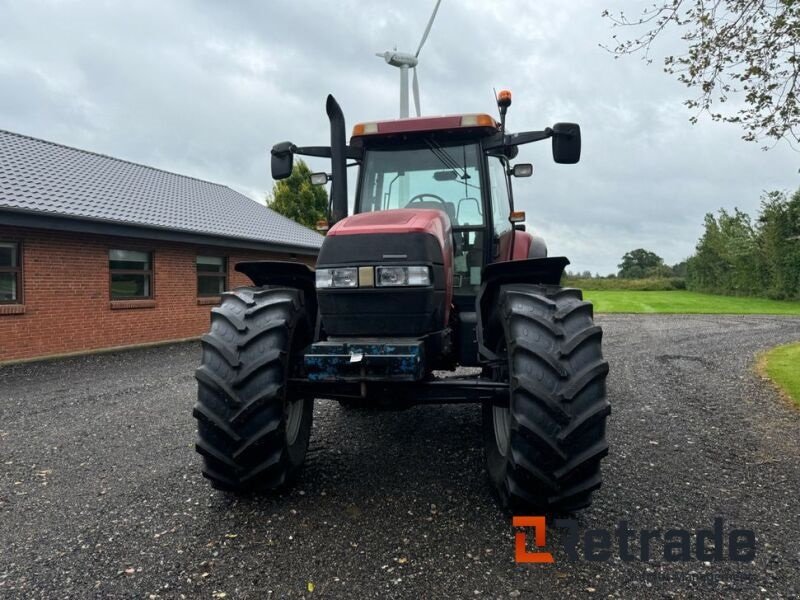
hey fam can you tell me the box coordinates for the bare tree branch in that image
[603,0,800,148]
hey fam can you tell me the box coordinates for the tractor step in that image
[304,340,425,382]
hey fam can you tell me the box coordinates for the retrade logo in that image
[513,516,554,563]
[513,517,756,564]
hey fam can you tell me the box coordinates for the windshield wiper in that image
[425,140,481,193]
[425,139,466,179]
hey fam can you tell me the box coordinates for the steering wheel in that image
[406,193,447,206]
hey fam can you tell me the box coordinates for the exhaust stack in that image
[326,95,348,225]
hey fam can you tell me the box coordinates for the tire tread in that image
[193,286,310,493]
[490,283,610,512]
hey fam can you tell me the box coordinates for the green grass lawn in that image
[760,343,800,406]
[582,290,800,315]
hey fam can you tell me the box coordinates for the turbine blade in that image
[413,67,421,117]
[416,0,442,57]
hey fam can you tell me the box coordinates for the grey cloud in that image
[0,0,796,274]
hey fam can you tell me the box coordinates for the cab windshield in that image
[358,143,484,228]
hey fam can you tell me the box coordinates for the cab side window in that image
[488,157,512,257]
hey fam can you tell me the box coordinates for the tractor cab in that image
[350,114,518,299]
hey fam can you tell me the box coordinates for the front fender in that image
[475,257,569,360]
[235,261,317,327]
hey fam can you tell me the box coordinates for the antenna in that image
[376,0,443,118]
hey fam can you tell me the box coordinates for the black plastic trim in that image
[235,261,317,327]
[475,257,570,359]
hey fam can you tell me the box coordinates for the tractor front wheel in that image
[483,284,610,512]
[193,286,313,493]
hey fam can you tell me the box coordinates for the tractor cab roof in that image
[350,114,499,147]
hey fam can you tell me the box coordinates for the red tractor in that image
[193,92,610,512]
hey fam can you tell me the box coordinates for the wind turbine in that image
[376,0,442,118]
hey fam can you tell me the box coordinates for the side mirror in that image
[511,163,533,177]
[310,172,330,186]
[271,141,294,180]
[551,123,581,164]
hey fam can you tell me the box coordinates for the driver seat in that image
[405,200,456,225]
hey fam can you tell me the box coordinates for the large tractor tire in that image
[193,286,313,493]
[483,284,610,512]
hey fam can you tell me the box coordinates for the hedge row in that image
[686,189,800,300]
[562,277,687,291]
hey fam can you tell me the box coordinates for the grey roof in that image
[0,129,323,251]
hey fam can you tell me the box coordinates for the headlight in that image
[376,265,430,287]
[316,267,358,289]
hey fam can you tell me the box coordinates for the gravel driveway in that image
[1,315,800,599]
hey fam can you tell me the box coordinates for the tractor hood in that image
[316,208,453,337]
[328,208,450,248]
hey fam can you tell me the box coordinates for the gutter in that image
[0,208,321,256]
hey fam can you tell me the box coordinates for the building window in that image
[109,249,152,299]
[0,242,21,303]
[197,256,227,297]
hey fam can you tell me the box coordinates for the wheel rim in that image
[491,336,511,458]
[285,398,304,445]
[492,403,511,457]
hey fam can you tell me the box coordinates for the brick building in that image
[0,130,322,363]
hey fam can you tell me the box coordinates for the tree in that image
[618,248,667,278]
[671,260,689,278]
[686,191,800,298]
[603,1,800,146]
[756,189,800,297]
[266,160,328,229]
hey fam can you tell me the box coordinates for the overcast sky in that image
[1,0,797,274]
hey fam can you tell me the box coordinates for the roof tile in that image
[0,129,323,250]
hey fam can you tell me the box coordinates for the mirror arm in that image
[484,128,553,153]
[498,127,580,147]
[505,129,553,146]
[276,145,364,160]
[293,145,330,158]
